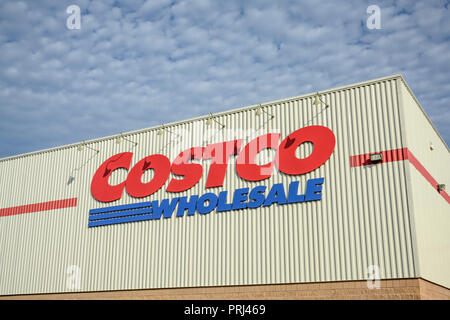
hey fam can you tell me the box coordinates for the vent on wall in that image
[370,153,383,163]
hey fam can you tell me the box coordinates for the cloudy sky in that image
[0,0,449,158]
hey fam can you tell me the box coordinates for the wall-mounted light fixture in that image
[205,113,225,128]
[313,92,330,108]
[70,141,101,186]
[67,175,75,185]
[156,124,182,139]
[77,141,99,153]
[116,133,138,146]
[255,104,275,119]
[157,124,172,136]
[157,124,165,136]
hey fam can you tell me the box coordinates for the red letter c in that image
[91,152,133,202]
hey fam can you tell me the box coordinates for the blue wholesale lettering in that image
[88,178,325,227]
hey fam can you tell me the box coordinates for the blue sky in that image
[0,0,449,158]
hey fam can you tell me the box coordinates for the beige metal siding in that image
[400,82,450,288]
[0,76,417,295]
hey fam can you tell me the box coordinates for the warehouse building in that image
[0,74,449,299]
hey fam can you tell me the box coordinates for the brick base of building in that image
[1,278,449,300]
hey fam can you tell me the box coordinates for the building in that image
[0,74,449,299]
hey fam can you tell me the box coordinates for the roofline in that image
[3,73,442,162]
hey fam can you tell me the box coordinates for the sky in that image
[0,0,449,158]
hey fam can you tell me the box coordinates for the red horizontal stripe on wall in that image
[0,198,78,217]
[350,148,449,204]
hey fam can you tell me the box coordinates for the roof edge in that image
[397,76,449,152]
[0,74,407,162]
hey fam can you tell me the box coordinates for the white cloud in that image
[0,0,449,158]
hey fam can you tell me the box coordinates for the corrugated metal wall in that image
[399,82,450,288]
[0,76,417,295]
